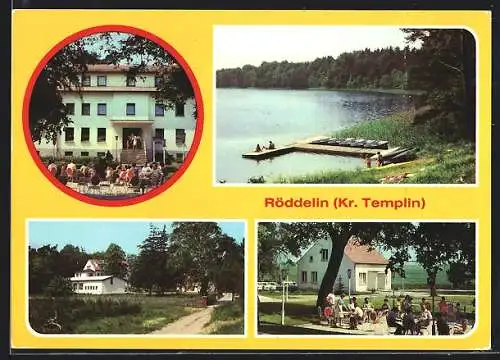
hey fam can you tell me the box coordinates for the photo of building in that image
[26,29,202,202]
[35,64,196,164]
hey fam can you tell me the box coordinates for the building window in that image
[64,151,73,157]
[359,272,367,286]
[311,271,318,284]
[81,127,90,142]
[175,102,185,117]
[126,103,136,116]
[97,128,106,142]
[64,127,74,142]
[82,74,91,86]
[309,256,313,263]
[97,75,107,86]
[66,103,75,115]
[320,249,328,262]
[97,103,107,115]
[175,129,186,145]
[81,103,90,116]
[79,283,83,289]
[301,271,307,283]
[81,151,89,157]
[110,277,113,285]
[155,103,164,116]
[155,76,162,87]
[126,76,136,87]
[154,128,164,139]
[97,152,106,157]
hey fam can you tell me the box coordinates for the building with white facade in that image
[295,236,392,293]
[69,258,128,295]
[35,64,197,164]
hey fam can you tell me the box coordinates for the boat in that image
[310,138,331,145]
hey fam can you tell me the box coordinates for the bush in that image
[45,277,73,297]
[29,297,142,334]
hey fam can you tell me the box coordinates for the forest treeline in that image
[216,46,414,90]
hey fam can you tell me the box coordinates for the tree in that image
[57,244,87,278]
[169,222,230,296]
[403,29,476,141]
[130,224,175,295]
[45,276,74,297]
[104,243,128,279]
[29,245,61,294]
[213,237,244,300]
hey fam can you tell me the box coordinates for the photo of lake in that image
[215,88,413,183]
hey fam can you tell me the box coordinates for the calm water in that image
[215,88,413,183]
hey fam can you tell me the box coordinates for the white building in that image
[296,237,392,293]
[35,64,196,164]
[69,259,128,295]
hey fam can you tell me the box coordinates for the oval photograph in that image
[24,25,203,206]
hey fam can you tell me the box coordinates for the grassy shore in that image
[275,111,475,184]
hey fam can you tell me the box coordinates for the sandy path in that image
[150,306,215,335]
[151,293,234,335]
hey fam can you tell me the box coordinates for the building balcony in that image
[109,115,155,123]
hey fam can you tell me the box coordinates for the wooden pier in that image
[242,136,384,160]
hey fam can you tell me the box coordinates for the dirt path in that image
[150,293,234,335]
[150,306,215,335]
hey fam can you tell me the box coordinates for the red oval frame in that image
[23,25,204,207]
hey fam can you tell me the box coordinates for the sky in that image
[214,26,418,70]
[28,221,245,254]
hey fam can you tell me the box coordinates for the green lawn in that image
[30,293,205,334]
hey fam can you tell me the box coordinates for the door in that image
[122,128,143,149]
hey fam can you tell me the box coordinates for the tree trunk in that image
[315,232,350,308]
[200,277,209,296]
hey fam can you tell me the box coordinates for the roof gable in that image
[344,238,388,265]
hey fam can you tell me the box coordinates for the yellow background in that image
[11,10,491,350]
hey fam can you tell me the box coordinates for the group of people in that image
[254,141,276,153]
[46,156,168,195]
[365,151,384,168]
[322,293,469,336]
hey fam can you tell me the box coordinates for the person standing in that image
[376,151,383,167]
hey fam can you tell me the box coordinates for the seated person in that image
[439,296,449,316]
[268,140,276,149]
[418,304,433,332]
[47,163,57,176]
[326,292,335,306]
[379,298,390,315]
[436,313,450,335]
[362,297,374,322]
[254,144,262,152]
[402,309,417,335]
[386,306,404,335]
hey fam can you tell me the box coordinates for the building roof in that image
[344,238,389,265]
[69,275,113,282]
[295,236,389,265]
[82,259,104,272]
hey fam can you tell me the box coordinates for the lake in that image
[215,88,413,183]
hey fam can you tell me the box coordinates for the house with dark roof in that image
[295,236,392,293]
[69,258,128,294]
